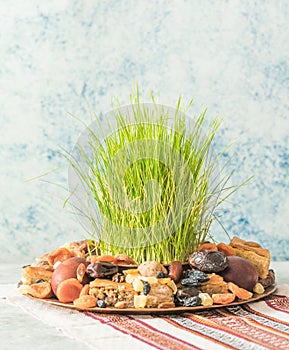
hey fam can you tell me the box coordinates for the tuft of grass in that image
[65,91,249,263]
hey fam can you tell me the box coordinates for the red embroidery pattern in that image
[84,312,200,350]
[265,295,289,315]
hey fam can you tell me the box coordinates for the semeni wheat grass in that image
[66,92,248,263]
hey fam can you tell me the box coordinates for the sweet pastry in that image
[89,278,136,308]
[229,236,270,279]
[20,266,53,285]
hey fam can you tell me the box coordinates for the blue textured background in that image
[1,1,289,262]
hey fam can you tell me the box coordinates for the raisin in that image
[157,271,168,278]
[181,277,199,287]
[143,281,151,295]
[97,300,107,308]
[184,270,209,283]
[183,296,202,307]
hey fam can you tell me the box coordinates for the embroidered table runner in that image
[2,284,289,350]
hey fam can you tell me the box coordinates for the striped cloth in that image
[2,284,289,350]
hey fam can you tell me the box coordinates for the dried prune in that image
[143,281,151,295]
[189,250,228,272]
[180,277,199,287]
[86,262,118,279]
[183,270,209,282]
[183,296,202,307]
[176,287,199,304]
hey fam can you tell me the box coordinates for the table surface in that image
[1,261,288,350]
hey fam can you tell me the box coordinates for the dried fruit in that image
[80,284,90,297]
[184,270,209,282]
[168,261,183,283]
[212,293,235,304]
[219,256,258,291]
[199,293,213,306]
[86,261,118,279]
[139,276,158,284]
[181,277,199,287]
[123,269,139,276]
[143,281,151,295]
[253,283,265,295]
[73,295,97,309]
[18,281,53,299]
[76,263,86,283]
[183,296,202,307]
[125,274,137,284]
[227,282,253,300]
[217,243,236,256]
[113,254,136,265]
[88,255,115,263]
[197,243,218,251]
[97,300,107,308]
[132,278,143,292]
[51,257,88,295]
[47,248,72,267]
[175,287,199,304]
[134,295,147,308]
[189,250,228,273]
[56,278,83,303]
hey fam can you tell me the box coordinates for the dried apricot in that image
[217,243,236,256]
[47,248,72,267]
[87,255,115,263]
[79,284,90,297]
[56,278,83,303]
[212,292,235,304]
[113,254,136,265]
[227,282,253,300]
[76,263,86,283]
[18,282,53,299]
[196,243,218,251]
[73,295,97,309]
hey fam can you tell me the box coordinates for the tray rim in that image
[25,284,277,315]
